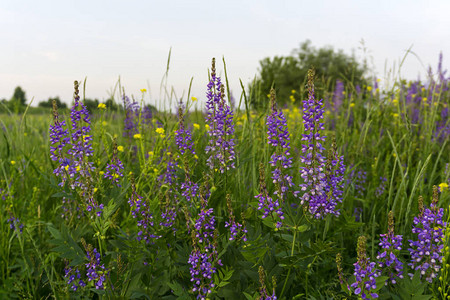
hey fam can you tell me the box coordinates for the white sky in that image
[1,0,449,109]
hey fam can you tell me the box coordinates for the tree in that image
[250,40,368,108]
[38,96,67,109]
[11,86,27,106]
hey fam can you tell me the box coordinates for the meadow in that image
[0,58,449,299]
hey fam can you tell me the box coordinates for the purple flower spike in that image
[408,188,444,283]
[267,89,294,199]
[299,69,345,218]
[376,211,403,285]
[205,58,236,173]
[256,164,284,227]
[175,101,196,157]
[351,236,380,299]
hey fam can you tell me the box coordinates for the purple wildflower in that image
[258,266,277,300]
[123,92,140,139]
[375,177,387,198]
[256,163,284,228]
[408,188,444,283]
[7,214,24,233]
[175,101,196,156]
[85,248,107,290]
[224,194,247,241]
[64,266,86,291]
[205,58,236,173]
[376,211,403,285]
[266,89,294,199]
[103,141,124,186]
[188,187,222,299]
[351,236,380,299]
[158,158,179,228]
[332,80,344,113]
[300,68,346,218]
[49,100,71,178]
[128,177,161,242]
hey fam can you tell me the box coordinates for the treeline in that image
[0,86,125,114]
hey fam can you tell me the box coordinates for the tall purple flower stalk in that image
[50,81,101,217]
[188,186,222,298]
[299,69,345,218]
[256,163,284,228]
[375,177,387,198]
[158,158,179,229]
[205,58,235,173]
[351,236,380,299]
[123,92,140,139]
[376,211,403,285]
[49,101,71,179]
[128,177,161,242]
[258,266,277,300]
[332,80,344,113]
[408,188,444,283]
[175,101,196,156]
[225,194,247,241]
[7,213,24,233]
[266,89,293,199]
[104,140,124,186]
[64,266,86,291]
[79,239,109,290]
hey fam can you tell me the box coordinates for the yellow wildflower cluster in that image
[98,103,106,109]
[155,128,165,137]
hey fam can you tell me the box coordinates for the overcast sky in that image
[1,0,449,109]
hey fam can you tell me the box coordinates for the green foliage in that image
[38,96,67,109]
[250,40,368,108]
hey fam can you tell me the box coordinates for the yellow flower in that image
[193,123,200,130]
[133,133,142,139]
[24,132,27,136]
[367,86,372,92]
[155,128,165,137]
[392,113,399,118]
[392,99,398,105]
[148,151,154,157]
[76,165,81,172]
[439,182,449,191]
[422,97,427,102]
[98,103,106,109]
[153,168,158,173]
[117,146,124,152]
[94,188,98,193]
[205,124,210,130]
[102,121,107,126]
[65,165,69,171]
[421,87,426,92]
[291,89,296,94]
[191,96,197,102]
[194,154,199,160]
[350,103,355,108]
[376,78,381,82]
[166,152,171,156]
[10,161,15,165]
[140,88,147,93]
[289,95,295,102]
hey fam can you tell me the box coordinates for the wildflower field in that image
[0,57,449,299]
